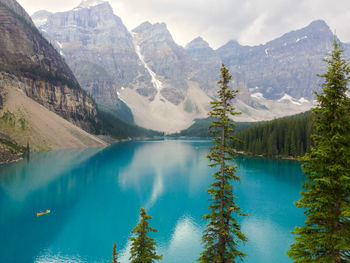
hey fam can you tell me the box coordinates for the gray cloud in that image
[17,0,350,48]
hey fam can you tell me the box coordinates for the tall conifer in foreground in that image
[288,39,350,262]
[111,243,120,263]
[198,64,247,263]
[129,207,162,263]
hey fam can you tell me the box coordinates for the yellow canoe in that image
[37,209,51,216]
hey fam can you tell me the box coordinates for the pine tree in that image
[287,39,350,262]
[198,64,247,263]
[111,243,120,263]
[129,207,162,263]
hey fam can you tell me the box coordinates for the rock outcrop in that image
[132,22,191,105]
[217,20,335,100]
[0,72,98,131]
[0,0,99,132]
[32,0,152,110]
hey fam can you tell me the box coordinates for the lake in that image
[0,139,305,263]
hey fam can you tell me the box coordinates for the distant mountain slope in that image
[97,105,164,139]
[0,0,108,153]
[217,20,334,100]
[0,0,99,132]
[31,1,344,131]
[32,2,215,132]
[31,0,152,111]
[0,80,107,151]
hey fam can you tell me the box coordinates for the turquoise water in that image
[0,140,305,263]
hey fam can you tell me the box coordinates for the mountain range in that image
[1,0,345,135]
[32,0,344,132]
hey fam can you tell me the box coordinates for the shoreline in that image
[0,136,302,166]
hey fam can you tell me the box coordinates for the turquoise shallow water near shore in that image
[0,140,305,263]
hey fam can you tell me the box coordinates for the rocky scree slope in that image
[0,0,106,155]
[0,0,99,133]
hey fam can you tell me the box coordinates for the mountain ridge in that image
[0,0,106,152]
[31,1,343,132]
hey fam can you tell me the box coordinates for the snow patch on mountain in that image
[132,33,163,92]
[296,36,308,43]
[251,92,265,100]
[56,41,63,49]
[278,94,301,105]
[298,97,309,104]
[265,48,269,56]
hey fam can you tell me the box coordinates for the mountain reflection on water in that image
[0,140,304,263]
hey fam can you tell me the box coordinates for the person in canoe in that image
[37,209,51,216]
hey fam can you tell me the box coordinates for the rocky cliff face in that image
[1,72,97,131]
[186,37,221,94]
[132,22,191,105]
[0,0,98,132]
[32,0,152,110]
[31,1,342,130]
[217,20,334,100]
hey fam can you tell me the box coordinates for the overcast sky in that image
[17,0,350,49]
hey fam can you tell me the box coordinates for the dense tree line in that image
[288,39,350,262]
[97,106,163,139]
[233,111,313,158]
[170,118,254,138]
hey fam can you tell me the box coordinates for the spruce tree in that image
[129,207,162,263]
[287,39,350,262]
[198,64,247,263]
[111,243,120,263]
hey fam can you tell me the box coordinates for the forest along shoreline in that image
[234,149,300,161]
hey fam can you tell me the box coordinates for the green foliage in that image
[99,101,134,124]
[129,208,162,263]
[169,118,255,138]
[0,138,26,154]
[111,243,120,263]
[233,112,313,158]
[97,106,163,139]
[287,39,350,262]
[18,117,26,130]
[198,64,247,263]
[1,110,16,127]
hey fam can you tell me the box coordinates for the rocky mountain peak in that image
[31,10,51,26]
[75,0,108,10]
[133,22,174,43]
[186,37,211,50]
[266,19,333,48]
[0,0,34,26]
[308,19,330,31]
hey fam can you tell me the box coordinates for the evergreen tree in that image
[111,243,120,263]
[129,207,162,263]
[198,64,247,263]
[287,39,350,262]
